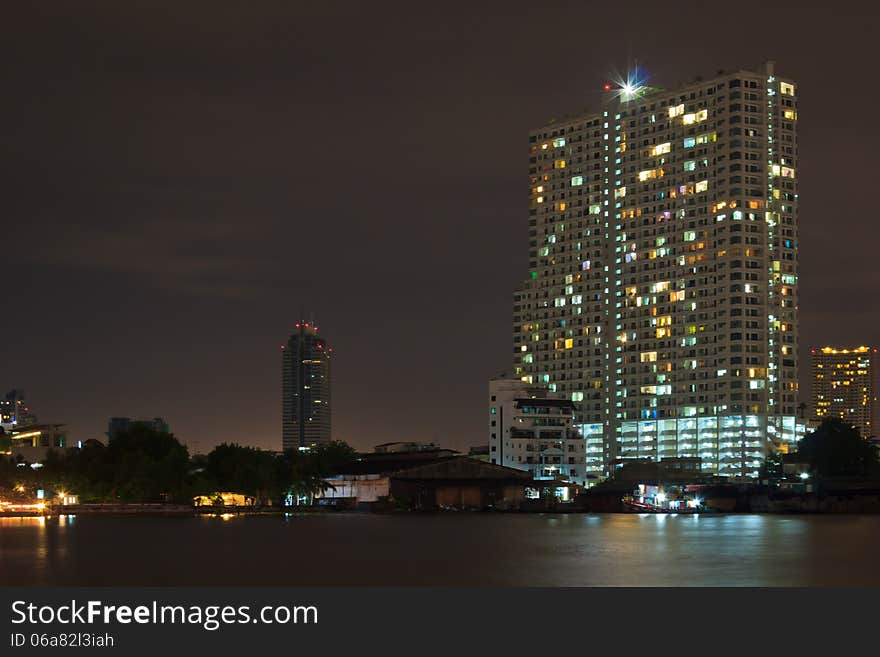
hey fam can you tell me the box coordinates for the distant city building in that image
[513,62,803,479]
[374,441,441,454]
[107,416,170,440]
[0,389,37,431]
[0,392,67,462]
[811,346,878,438]
[281,321,332,450]
[488,377,590,486]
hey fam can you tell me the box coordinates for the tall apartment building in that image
[488,377,589,486]
[811,346,878,438]
[513,62,803,479]
[282,321,332,450]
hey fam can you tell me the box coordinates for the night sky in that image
[3,2,875,454]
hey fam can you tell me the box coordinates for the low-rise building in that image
[488,377,591,486]
[318,452,537,510]
[193,492,258,507]
[2,423,68,462]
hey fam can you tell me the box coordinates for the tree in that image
[277,441,356,505]
[202,443,278,504]
[104,425,190,502]
[309,441,357,473]
[796,418,880,478]
[760,449,784,482]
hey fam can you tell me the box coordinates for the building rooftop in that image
[813,346,875,355]
[536,62,784,130]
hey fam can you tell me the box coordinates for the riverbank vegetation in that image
[0,424,355,504]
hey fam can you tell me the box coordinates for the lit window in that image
[681,109,707,126]
[696,132,716,145]
[570,175,584,186]
[650,142,671,156]
[639,169,663,182]
[780,82,795,96]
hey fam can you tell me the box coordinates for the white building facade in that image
[489,378,590,486]
[513,63,805,479]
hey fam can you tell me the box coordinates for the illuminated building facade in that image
[2,423,68,462]
[488,377,589,486]
[513,62,803,479]
[282,322,332,450]
[811,346,877,438]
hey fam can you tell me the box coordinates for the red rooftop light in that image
[603,83,612,92]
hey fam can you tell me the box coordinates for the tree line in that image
[0,424,356,505]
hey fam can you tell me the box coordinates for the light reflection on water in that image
[1,513,879,586]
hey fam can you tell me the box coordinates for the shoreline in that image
[4,506,880,517]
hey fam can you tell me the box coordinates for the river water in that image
[2,513,878,586]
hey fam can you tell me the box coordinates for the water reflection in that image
[0,516,47,528]
[1,514,879,586]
